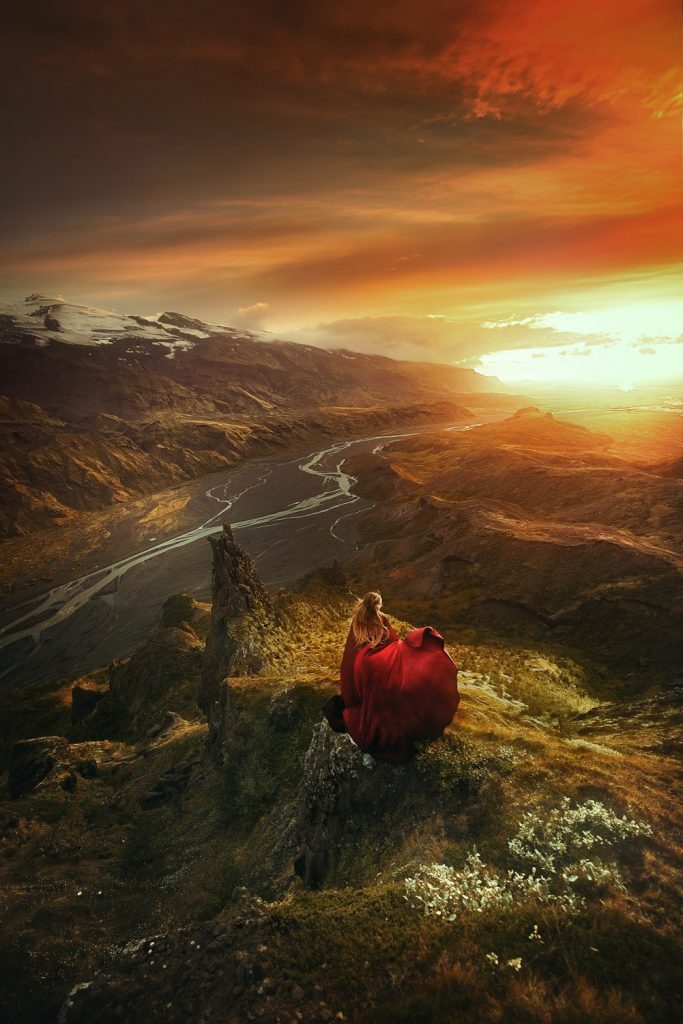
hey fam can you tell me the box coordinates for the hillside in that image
[0,295,520,539]
[0,529,680,1024]
[342,408,683,681]
[0,294,498,420]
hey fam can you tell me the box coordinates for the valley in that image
[0,419,495,689]
[0,295,518,539]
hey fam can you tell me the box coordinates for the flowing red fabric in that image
[339,620,460,764]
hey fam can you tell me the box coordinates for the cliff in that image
[0,531,680,1023]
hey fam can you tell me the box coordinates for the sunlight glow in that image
[476,338,683,385]
[482,301,683,344]
[478,299,683,383]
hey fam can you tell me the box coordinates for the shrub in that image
[405,799,652,920]
[415,735,516,798]
[404,851,575,920]
[507,797,653,887]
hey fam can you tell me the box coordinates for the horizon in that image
[3,290,682,390]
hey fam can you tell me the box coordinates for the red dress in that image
[335,617,460,764]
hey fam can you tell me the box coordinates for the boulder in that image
[108,625,203,720]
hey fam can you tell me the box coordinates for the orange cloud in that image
[1,0,678,366]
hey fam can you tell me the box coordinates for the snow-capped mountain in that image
[1,293,265,359]
[0,293,507,412]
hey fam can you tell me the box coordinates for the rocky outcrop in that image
[7,736,97,798]
[57,891,274,1024]
[160,592,211,638]
[293,721,419,888]
[8,736,71,798]
[138,758,200,811]
[198,524,275,754]
[292,558,348,594]
[71,683,105,724]
[108,625,203,724]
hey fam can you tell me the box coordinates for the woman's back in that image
[336,598,459,763]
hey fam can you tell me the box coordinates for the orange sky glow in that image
[2,0,681,383]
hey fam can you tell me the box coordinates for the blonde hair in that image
[351,591,388,648]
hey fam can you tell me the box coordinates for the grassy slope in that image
[0,589,680,1023]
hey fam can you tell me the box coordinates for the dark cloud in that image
[1,0,599,236]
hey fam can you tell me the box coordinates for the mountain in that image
[1,293,499,419]
[342,408,683,681]
[0,294,521,539]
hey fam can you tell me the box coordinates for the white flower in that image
[404,800,651,921]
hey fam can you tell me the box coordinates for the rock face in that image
[8,736,71,798]
[293,720,419,888]
[108,625,204,725]
[71,683,105,724]
[138,759,200,811]
[198,524,275,753]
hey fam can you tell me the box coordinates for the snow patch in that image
[0,295,200,352]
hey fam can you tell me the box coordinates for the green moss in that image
[221,681,334,823]
[416,734,515,801]
[272,883,452,1000]
[160,592,197,627]
[272,888,682,1024]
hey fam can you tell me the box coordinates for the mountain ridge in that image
[343,409,683,681]
[0,294,521,539]
[1,292,498,388]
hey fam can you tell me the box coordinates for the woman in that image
[323,591,460,764]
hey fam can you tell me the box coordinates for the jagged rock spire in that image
[198,524,273,754]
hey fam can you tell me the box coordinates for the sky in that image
[2,0,681,384]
